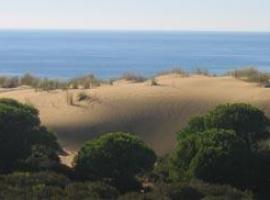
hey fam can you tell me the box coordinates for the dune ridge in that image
[1,75,270,165]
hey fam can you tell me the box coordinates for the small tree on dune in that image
[170,103,270,194]
[0,98,62,172]
[74,132,157,192]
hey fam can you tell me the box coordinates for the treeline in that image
[0,98,270,199]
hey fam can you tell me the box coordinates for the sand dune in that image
[1,75,270,165]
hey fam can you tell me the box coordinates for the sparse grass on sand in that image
[119,73,147,83]
[193,67,210,76]
[0,73,104,90]
[156,68,189,77]
[227,67,270,86]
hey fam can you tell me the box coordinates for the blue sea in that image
[0,30,270,79]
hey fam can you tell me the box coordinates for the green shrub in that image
[204,103,270,144]
[0,172,119,199]
[172,129,254,187]
[150,154,171,183]
[172,103,270,195]
[119,181,252,200]
[66,182,119,199]
[74,132,157,192]
[178,103,270,145]
[189,180,253,200]
[0,98,62,172]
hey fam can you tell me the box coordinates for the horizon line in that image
[0,28,270,34]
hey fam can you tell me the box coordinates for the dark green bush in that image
[150,154,171,183]
[0,98,62,172]
[0,172,119,200]
[74,132,157,192]
[172,103,270,196]
[119,181,252,200]
[178,103,270,145]
[66,182,119,199]
[204,103,270,144]
[172,129,255,187]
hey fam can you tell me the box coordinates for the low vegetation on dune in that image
[1,98,270,199]
[156,67,210,77]
[156,68,190,77]
[117,73,147,83]
[69,74,102,89]
[0,73,103,90]
[227,67,270,86]
[1,67,269,91]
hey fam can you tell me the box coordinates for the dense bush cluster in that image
[120,180,253,200]
[170,103,270,199]
[0,98,63,172]
[1,98,270,199]
[75,132,157,192]
[0,172,119,199]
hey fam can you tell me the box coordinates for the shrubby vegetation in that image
[156,67,210,77]
[227,67,270,86]
[1,67,269,90]
[156,68,190,76]
[193,67,210,76]
[170,103,270,199]
[0,73,103,90]
[0,172,119,199]
[74,132,157,192]
[1,98,270,199]
[119,180,253,200]
[118,73,147,83]
[0,98,63,172]
[69,74,102,89]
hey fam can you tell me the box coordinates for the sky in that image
[0,0,270,31]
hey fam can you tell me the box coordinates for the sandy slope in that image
[1,75,270,165]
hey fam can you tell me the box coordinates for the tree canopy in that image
[171,103,270,193]
[0,98,62,171]
[74,132,157,191]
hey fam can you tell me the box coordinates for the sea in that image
[0,30,270,79]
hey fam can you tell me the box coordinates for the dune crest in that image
[1,75,270,165]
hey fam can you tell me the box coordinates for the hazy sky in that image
[0,0,270,31]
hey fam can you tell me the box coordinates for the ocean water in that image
[0,30,270,79]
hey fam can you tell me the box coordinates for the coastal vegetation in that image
[227,67,270,86]
[0,98,270,199]
[0,67,270,91]
[0,73,103,90]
